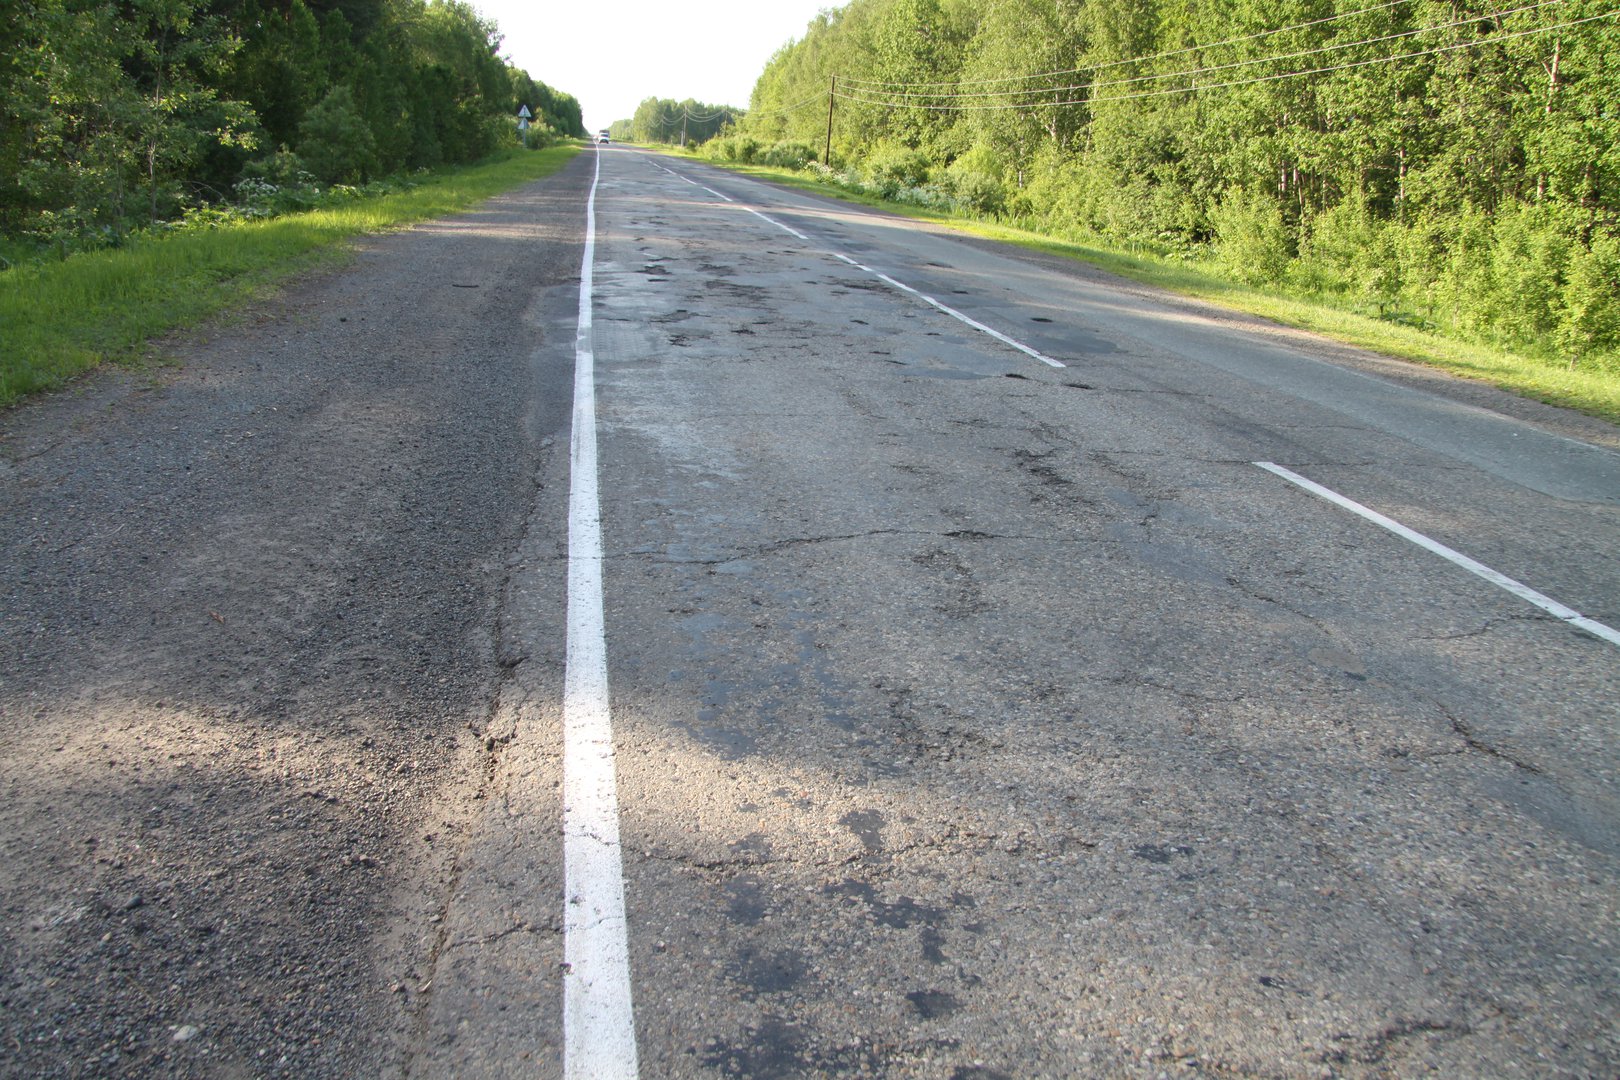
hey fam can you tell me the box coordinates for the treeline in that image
[616,98,743,146]
[730,0,1620,368]
[1,0,585,256]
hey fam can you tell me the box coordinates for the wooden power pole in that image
[824,75,837,166]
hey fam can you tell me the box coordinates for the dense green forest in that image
[714,0,1619,370]
[0,0,585,258]
[612,98,743,146]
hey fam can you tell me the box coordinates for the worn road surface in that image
[3,146,1618,1078]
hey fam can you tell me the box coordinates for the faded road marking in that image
[1257,461,1620,648]
[655,160,1065,369]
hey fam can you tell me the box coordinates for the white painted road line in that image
[1257,461,1620,648]
[657,162,1066,370]
[744,205,810,240]
[880,274,1066,369]
[564,147,639,1078]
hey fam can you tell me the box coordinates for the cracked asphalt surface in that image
[1,162,590,1076]
[5,145,1620,1078]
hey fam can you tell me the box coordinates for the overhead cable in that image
[829,10,1615,111]
[836,0,1568,103]
[836,0,1425,89]
[748,90,828,120]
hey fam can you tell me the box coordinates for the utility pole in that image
[681,107,688,148]
[824,74,837,166]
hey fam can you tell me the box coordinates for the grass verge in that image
[683,154,1620,427]
[0,145,581,407]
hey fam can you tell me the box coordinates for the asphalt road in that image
[4,145,1618,1078]
[0,163,590,1076]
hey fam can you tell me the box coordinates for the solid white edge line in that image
[564,146,640,1079]
[1255,461,1620,648]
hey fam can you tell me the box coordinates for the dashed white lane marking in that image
[745,206,810,241]
[1256,462,1620,648]
[656,161,1064,369]
[564,147,639,1079]
[878,273,1065,369]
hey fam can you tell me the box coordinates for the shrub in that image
[943,146,1006,215]
[1210,187,1291,285]
[298,86,377,184]
[521,123,558,150]
[1394,210,1447,321]
[235,150,322,215]
[705,134,761,163]
[1556,232,1620,369]
[860,143,932,198]
[1435,206,1494,337]
[1007,145,1092,238]
[1297,196,1369,296]
[758,140,816,170]
[1486,202,1571,344]
[1351,220,1402,316]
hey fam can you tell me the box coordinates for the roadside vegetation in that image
[0,145,579,406]
[1,0,586,405]
[2,0,585,262]
[643,0,1620,423]
[611,99,744,147]
[680,155,1620,423]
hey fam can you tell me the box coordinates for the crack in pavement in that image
[1321,1017,1471,1067]
[1443,709,1541,773]
[1418,614,1550,641]
[449,919,558,951]
[615,527,1100,567]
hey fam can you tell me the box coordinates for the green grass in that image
[0,145,581,407]
[682,154,1620,426]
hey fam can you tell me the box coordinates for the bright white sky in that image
[470,0,840,134]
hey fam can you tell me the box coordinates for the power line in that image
[1093,12,1610,102]
[640,101,740,137]
[835,0,1569,104]
[1095,0,1569,90]
[828,10,1615,112]
[835,79,1091,103]
[748,90,828,121]
[836,0,1424,90]
[681,105,736,123]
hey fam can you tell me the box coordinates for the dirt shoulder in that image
[0,156,590,1077]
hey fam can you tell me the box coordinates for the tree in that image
[125,0,258,218]
[867,0,972,150]
[959,0,1088,189]
[298,84,374,181]
[2,0,590,255]
[2,0,135,242]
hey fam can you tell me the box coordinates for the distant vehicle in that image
[597,130,610,144]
